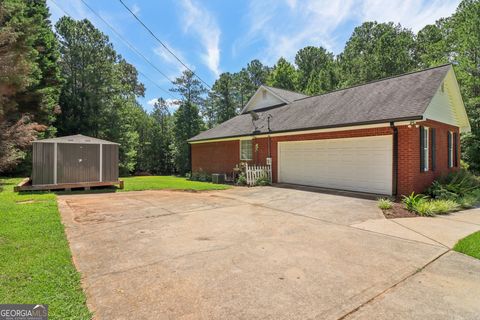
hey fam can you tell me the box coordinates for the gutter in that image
[390,122,398,196]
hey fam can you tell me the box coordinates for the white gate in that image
[245,164,272,186]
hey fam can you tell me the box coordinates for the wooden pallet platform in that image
[15,178,124,192]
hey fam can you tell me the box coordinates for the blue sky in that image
[47,0,460,112]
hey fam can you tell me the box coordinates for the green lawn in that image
[0,175,228,319]
[454,231,480,260]
[0,178,91,319]
[120,175,230,192]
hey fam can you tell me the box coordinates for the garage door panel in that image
[278,136,392,195]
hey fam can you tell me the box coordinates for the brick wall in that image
[397,119,460,195]
[190,121,460,195]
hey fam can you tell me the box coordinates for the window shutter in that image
[420,126,425,172]
[453,132,458,167]
[431,128,436,171]
[447,131,452,168]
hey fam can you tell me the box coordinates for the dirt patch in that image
[15,199,47,204]
[382,203,417,219]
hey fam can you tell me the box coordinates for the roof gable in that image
[423,67,470,132]
[241,85,308,113]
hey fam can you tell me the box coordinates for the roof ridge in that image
[263,85,308,97]
[293,63,452,103]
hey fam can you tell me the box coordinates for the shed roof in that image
[33,134,119,145]
[189,64,452,142]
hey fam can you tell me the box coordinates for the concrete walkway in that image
[351,208,480,248]
[58,188,480,319]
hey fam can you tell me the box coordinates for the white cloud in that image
[131,3,141,15]
[153,42,191,77]
[147,98,180,110]
[237,0,459,64]
[359,0,459,33]
[179,0,221,77]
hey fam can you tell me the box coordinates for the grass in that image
[454,231,480,260]
[0,175,229,318]
[0,178,91,319]
[120,175,230,192]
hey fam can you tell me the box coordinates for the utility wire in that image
[117,0,212,89]
[50,0,177,100]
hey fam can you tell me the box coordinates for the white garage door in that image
[278,135,393,195]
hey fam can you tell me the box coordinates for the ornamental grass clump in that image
[377,198,393,210]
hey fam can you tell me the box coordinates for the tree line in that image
[1,0,479,176]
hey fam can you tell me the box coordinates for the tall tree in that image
[55,17,145,173]
[338,21,416,87]
[295,46,337,93]
[0,0,61,172]
[266,57,297,90]
[295,46,337,94]
[171,70,205,174]
[449,0,480,171]
[415,20,451,68]
[139,98,174,174]
[173,102,202,174]
[209,72,237,124]
[170,69,206,106]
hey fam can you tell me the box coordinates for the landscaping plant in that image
[236,173,247,186]
[402,192,427,212]
[255,174,271,186]
[377,198,393,210]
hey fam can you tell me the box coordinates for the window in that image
[420,126,429,172]
[448,131,454,168]
[240,139,253,160]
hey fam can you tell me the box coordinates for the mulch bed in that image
[382,202,418,219]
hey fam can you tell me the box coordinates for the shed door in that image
[57,143,100,183]
[278,135,392,195]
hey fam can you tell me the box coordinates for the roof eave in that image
[188,115,424,143]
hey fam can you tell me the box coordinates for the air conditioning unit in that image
[212,173,226,184]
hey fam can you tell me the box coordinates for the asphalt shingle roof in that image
[264,85,309,102]
[189,64,451,142]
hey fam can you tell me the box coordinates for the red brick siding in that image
[191,140,240,174]
[191,121,460,195]
[397,119,460,195]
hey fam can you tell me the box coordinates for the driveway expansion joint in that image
[335,249,451,320]
[390,219,449,249]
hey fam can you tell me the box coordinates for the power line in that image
[117,0,212,89]
[50,0,177,100]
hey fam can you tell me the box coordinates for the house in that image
[188,64,470,196]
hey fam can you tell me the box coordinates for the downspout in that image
[390,122,398,196]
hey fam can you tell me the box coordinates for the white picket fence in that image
[245,164,272,186]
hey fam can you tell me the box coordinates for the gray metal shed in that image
[31,134,120,187]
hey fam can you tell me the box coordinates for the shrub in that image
[402,192,427,212]
[458,189,480,209]
[185,172,191,179]
[255,174,271,186]
[427,170,480,199]
[377,198,393,210]
[236,173,247,186]
[189,171,212,182]
[414,201,436,216]
[429,199,460,214]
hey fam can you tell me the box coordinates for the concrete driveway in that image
[58,187,480,320]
